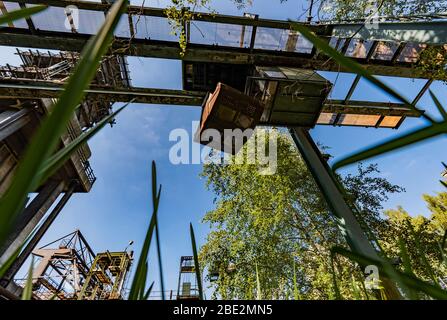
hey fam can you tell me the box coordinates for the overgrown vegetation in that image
[199,130,398,299]
[415,46,447,83]
[164,0,214,56]
[0,0,446,301]
[317,0,447,21]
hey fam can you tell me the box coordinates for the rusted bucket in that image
[195,83,264,154]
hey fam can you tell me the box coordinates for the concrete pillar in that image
[0,181,77,286]
[0,108,33,142]
[0,179,65,264]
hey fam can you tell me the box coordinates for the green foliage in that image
[21,257,34,300]
[199,129,403,299]
[128,161,162,300]
[164,0,214,56]
[380,192,447,291]
[317,0,447,21]
[255,262,262,300]
[331,246,447,299]
[415,46,447,82]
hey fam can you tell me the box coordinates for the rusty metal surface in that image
[196,83,264,154]
[0,78,205,106]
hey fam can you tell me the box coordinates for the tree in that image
[199,129,404,299]
[317,0,447,21]
[379,192,447,288]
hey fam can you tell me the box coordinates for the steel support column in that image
[0,179,65,264]
[0,181,77,287]
[289,127,401,299]
[0,108,33,142]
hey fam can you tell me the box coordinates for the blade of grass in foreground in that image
[398,237,414,277]
[332,121,446,170]
[21,257,34,300]
[128,161,161,300]
[0,0,128,247]
[190,223,203,300]
[152,160,165,300]
[405,220,440,287]
[332,246,447,299]
[291,23,446,171]
[37,103,130,184]
[430,91,447,121]
[143,281,155,300]
[329,252,342,300]
[397,237,418,300]
[0,225,40,278]
[0,5,47,26]
[332,90,447,170]
[291,23,432,123]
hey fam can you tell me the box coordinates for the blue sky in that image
[5,0,446,298]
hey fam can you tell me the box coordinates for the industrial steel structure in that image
[177,256,201,300]
[0,0,444,299]
[6,230,132,300]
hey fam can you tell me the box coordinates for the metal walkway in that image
[0,0,446,78]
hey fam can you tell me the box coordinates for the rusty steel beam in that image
[4,0,331,32]
[323,100,422,117]
[0,28,419,77]
[0,79,423,118]
[0,0,440,79]
[0,79,206,106]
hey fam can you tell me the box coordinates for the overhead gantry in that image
[0,0,444,300]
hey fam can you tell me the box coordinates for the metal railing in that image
[66,121,96,186]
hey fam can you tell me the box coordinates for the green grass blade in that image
[351,275,362,300]
[396,237,418,300]
[329,252,342,300]
[128,206,157,300]
[332,122,446,170]
[21,256,34,300]
[405,220,439,287]
[138,262,148,299]
[190,223,203,300]
[332,247,447,299]
[0,5,47,26]
[0,243,23,279]
[398,237,414,276]
[37,104,129,184]
[291,23,432,123]
[152,161,165,300]
[143,281,155,300]
[429,90,447,121]
[0,0,128,247]
[128,161,161,300]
